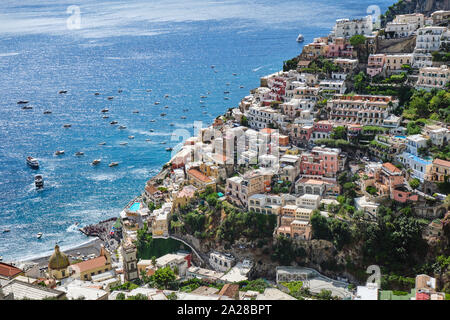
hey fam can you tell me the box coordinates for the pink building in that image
[367,54,386,77]
[327,37,354,58]
[267,76,287,102]
[299,147,340,178]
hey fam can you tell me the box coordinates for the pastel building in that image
[367,54,386,77]
[332,16,373,38]
[416,65,449,91]
[326,37,353,58]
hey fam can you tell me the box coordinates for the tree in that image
[240,116,248,127]
[349,35,366,47]
[152,266,176,289]
[409,178,420,190]
[310,211,332,241]
[151,256,157,268]
[116,292,126,300]
[331,126,347,140]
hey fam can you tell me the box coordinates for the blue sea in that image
[0,0,393,261]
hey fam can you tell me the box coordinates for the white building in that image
[416,65,449,91]
[354,196,379,219]
[209,252,235,273]
[295,194,321,210]
[332,16,373,38]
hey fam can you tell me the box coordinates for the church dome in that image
[48,244,70,270]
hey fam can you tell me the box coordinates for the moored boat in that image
[120,142,128,145]
[63,124,71,128]
[92,159,101,165]
[110,121,118,125]
[107,96,114,100]
[109,162,118,167]
[118,125,127,129]
[75,151,84,156]
[17,100,29,104]
[37,232,43,239]
[128,136,134,139]
[296,34,304,42]
[22,106,33,110]
[54,150,65,156]
[165,147,173,151]
[98,142,106,145]
[101,108,109,113]
[58,90,67,94]
[27,156,39,169]
[43,110,52,114]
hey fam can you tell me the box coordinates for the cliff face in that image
[383,0,450,25]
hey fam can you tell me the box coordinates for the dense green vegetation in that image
[403,89,450,122]
[238,279,270,293]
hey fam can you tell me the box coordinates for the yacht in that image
[169,123,174,126]
[17,100,29,104]
[92,159,101,165]
[200,100,205,104]
[35,174,44,189]
[150,119,156,122]
[128,136,134,139]
[101,108,109,113]
[224,97,229,100]
[110,121,118,125]
[160,141,166,145]
[43,110,52,114]
[59,90,68,94]
[54,150,65,156]
[75,151,84,156]
[98,142,106,145]
[118,125,127,129]
[37,232,43,239]
[296,34,304,42]
[120,142,128,146]
[63,124,71,128]
[109,162,118,167]
[240,85,244,88]
[233,73,237,76]
[154,101,160,105]
[26,156,39,169]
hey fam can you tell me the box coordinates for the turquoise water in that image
[395,135,406,139]
[129,202,141,212]
[0,0,393,261]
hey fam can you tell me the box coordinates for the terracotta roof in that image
[71,256,107,273]
[218,283,240,299]
[433,158,450,168]
[188,169,212,183]
[0,262,23,279]
[382,162,401,174]
[145,184,160,195]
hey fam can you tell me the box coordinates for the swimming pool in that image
[395,135,406,139]
[129,202,141,212]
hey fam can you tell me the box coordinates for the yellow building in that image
[427,158,450,183]
[48,244,71,280]
[69,246,112,281]
[187,168,216,191]
[385,54,412,74]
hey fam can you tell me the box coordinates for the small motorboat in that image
[22,106,33,110]
[54,150,65,156]
[240,85,244,88]
[165,147,173,152]
[37,232,43,239]
[132,110,139,113]
[149,129,154,132]
[224,91,230,94]
[0,256,2,261]
[202,111,208,114]
[164,105,169,109]
[200,96,207,99]
[146,89,152,92]
[226,83,230,86]
[2,229,11,233]
[94,92,100,96]
[119,142,128,146]
[169,123,174,126]
[233,73,237,76]
[43,110,52,114]
[118,125,127,129]
[181,116,186,119]
[35,174,44,189]
[160,113,166,116]
[107,96,114,100]
[211,65,215,68]
[98,142,106,145]
[109,162,118,167]
[75,151,84,156]
[17,100,29,104]
[160,141,166,145]
[59,90,68,94]
[154,101,160,105]
[200,100,205,104]
[101,108,109,113]
[103,115,109,119]
[214,70,218,73]
[296,34,304,42]
[183,109,189,112]
[110,121,118,125]
[224,97,229,100]
[118,89,123,93]
[26,156,39,169]
[164,94,169,98]
[92,159,101,165]
[63,124,71,128]
[145,139,152,142]
[128,136,134,139]
[200,105,206,108]
[150,119,156,122]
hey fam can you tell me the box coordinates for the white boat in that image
[233,73,237,76]
[181,116,186,119]
[118,125,127,129]
[0,256,2,261]
[132,110,139,113]
[27,156,39,169]
[154,101,160,105]
[35,174,44,189]
[102,115,109,119]
[37,232,43,239]
[165,147,173,151]
[128,136,134,139]
[164,105,169,109]
[92,159,101,165]
[119,142,128,146]
[150,119,156,122]
[54,150,65,156]
[296,34,304,42]
[146,89,152,92]
[98,142,106,145]
[170,123,174,126]
[240,85,244,88]
[109,162,118,167]
[75,151,84,156]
